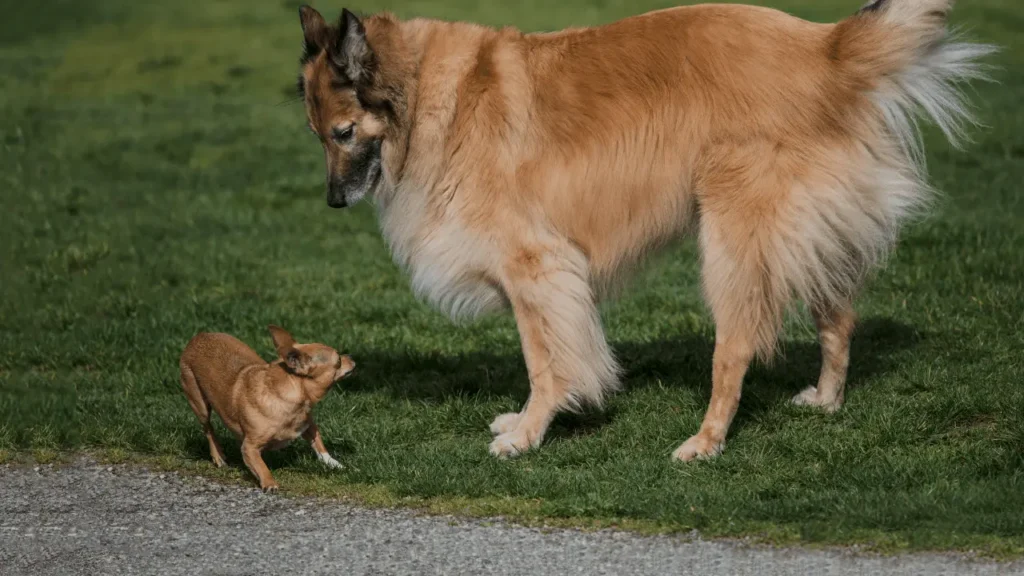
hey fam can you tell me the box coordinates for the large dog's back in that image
[497,0,992,359]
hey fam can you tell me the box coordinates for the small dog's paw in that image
[317,453,344,470]
[261,483,280,493]
[791,386,842,413]
[489,412,522,436]
[672,434,724,462]
[489,430,534,459]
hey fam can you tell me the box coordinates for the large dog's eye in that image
[332,124,355,144]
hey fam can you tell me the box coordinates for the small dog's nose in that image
[339,355,356,377]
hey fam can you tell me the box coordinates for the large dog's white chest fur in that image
[375,190,506,321]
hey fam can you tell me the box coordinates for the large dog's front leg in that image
[489,249,619,458]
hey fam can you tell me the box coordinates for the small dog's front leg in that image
[241,438,279,492]
[303,422,343,469]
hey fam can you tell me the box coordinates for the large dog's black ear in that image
[299,5,328,61]
[330,8,374,83]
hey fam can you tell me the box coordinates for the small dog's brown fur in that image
[295,1,991,460]
[179,326,355,491]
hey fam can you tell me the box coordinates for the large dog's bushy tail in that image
[831,0,995,163]
[721,1,994,362]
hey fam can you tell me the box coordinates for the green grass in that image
[2,0,1023,556]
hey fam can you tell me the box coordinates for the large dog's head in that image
[297,6,392,208]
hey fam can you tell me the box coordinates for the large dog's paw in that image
[489,430,535,459]
[790,386,843,413]
[672,434,724,462]
[489,412,522,436]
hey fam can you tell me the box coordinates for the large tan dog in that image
[295,1,991,460]
[180,326,355,490]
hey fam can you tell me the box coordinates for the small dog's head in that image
[297,6,391,209]
[268,325,356,385]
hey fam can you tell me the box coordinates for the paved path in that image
[1,460,1020,575]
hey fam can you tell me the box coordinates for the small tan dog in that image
[179,325,355,491]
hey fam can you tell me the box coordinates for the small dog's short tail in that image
[831,0,996,162]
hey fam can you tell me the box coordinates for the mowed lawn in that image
[2,0,1023,554]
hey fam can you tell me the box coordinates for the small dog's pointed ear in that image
[285,348,314,376]
[268,325,296,359]
[330,8,374,82]
[299,5,328,60]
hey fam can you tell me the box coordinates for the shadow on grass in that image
[341,316,922,437]
[181,317,920,465]
[184,432,358,475]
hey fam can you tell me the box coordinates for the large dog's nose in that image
[327,179,348,208]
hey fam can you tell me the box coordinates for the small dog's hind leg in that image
[203,424,227,468]
[302,422,343,469]
[792,302,856,413]
[180,363,227,467]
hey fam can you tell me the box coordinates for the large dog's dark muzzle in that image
[327,178,351,208]
[326,138,382,209]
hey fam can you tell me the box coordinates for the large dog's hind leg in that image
[792,302,856,413]
[673,332,754,461]
[674,207,784,461]
[489,247,618,458]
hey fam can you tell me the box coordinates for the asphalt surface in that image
[2,460,1021,576]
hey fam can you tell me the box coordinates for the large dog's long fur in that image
[297,0,993,459]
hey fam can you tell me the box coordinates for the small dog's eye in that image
[332,125,355,143]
